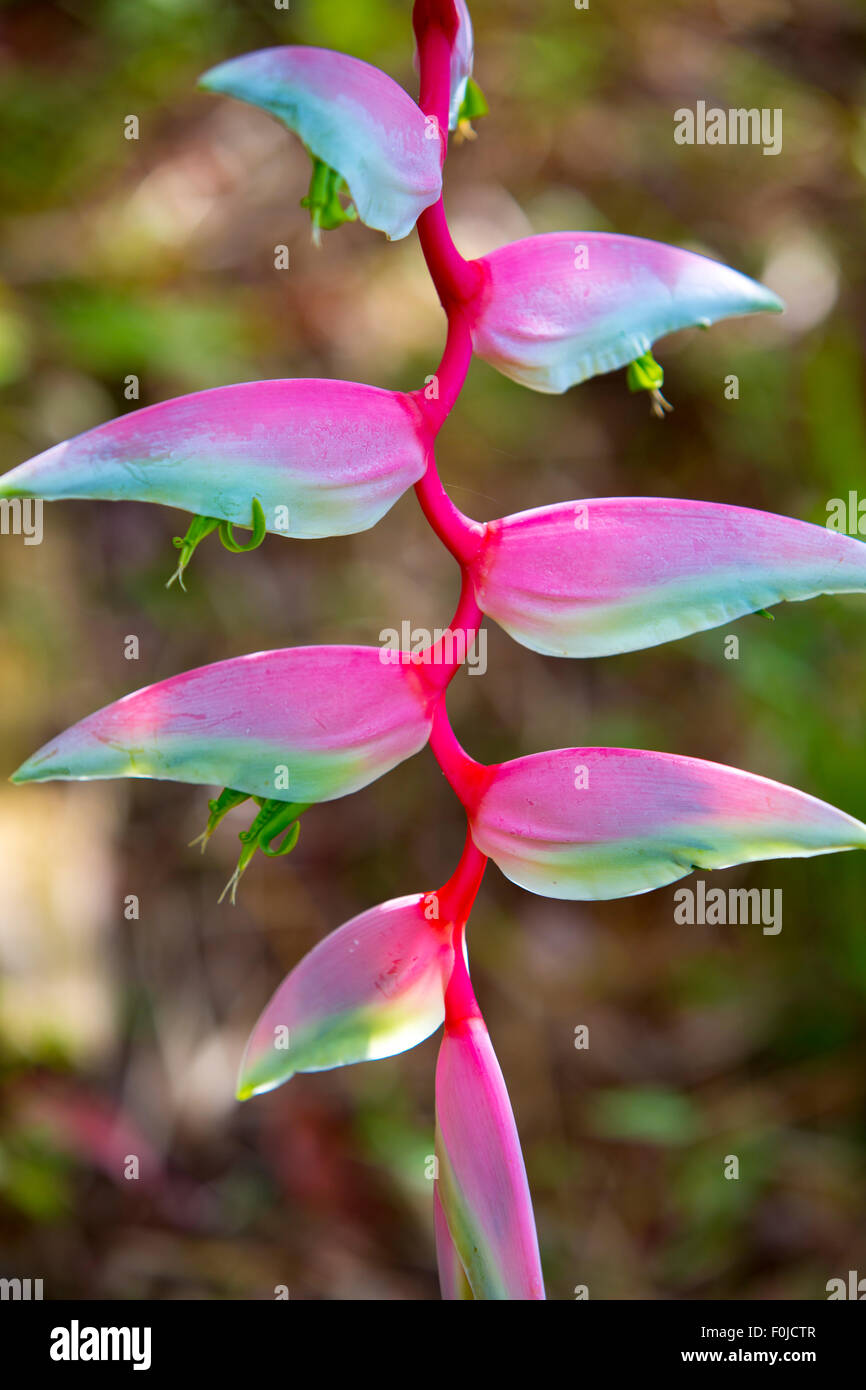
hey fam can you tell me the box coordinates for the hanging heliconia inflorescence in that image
[5,0,866,1299]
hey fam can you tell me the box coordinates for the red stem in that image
[414,452,484,565]
[438,823,488,924]
[417,199,482,309]
[444,919,482,1025]
[419,306,475,427]
[428,693,490,808]
[412,309,484,562]
[423,568,483,681]
[414,4,456,140]
[412,0,492,818]
[413,2,481,310]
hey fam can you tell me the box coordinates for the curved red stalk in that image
[412,310,485,564]
[428,693,492,807]
[437,824,488,927]
[409,9,547,1301]
[418,200,482,308]
[413,7,482,307]
[414,449,484,565]
[443,920,481,1026]
[415,307,477,428]
[410,0,490,746]
[432,567,484,665]
[419,568,485,690]
[413,2,458,143]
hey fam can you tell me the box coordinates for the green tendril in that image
[626,349,673,418]
[167,499,267,588]
[219,799,311,905]
[301,157,358,245]
[261,818,301,858]
[218,497,267,554]
[189,787,252,852]
[166,514,220,591]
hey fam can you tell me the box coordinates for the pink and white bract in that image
[12,645,438,804]
[470,497,866,657]
[238,894,455,1098]
[467,232,782,394]
[0,380,430,540]
[463,747,866,901]
[199,47,443,240]
[435,948,545,1300]
[6,0,865,1301]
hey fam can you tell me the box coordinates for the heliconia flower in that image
[435,991,545,1299]
[466,232,783,394]
[12,644,438,810]
[199,47,443,241]
[469,497,866,658]
[237,893,453,1098]
[0,380,430,581]
[414,0,475,131]
[448,0,474,130]
[465,747,866,900]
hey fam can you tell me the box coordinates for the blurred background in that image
[1,0,866,1301]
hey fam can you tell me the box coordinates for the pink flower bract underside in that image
[12,646,438,804]
[471,497,866,656]
[238,894,454,1097]
[436,1015,545,1299]
[0,380,429,540]
[469,747,866,900]
[199,47,443,240]
[469,232,783,393]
